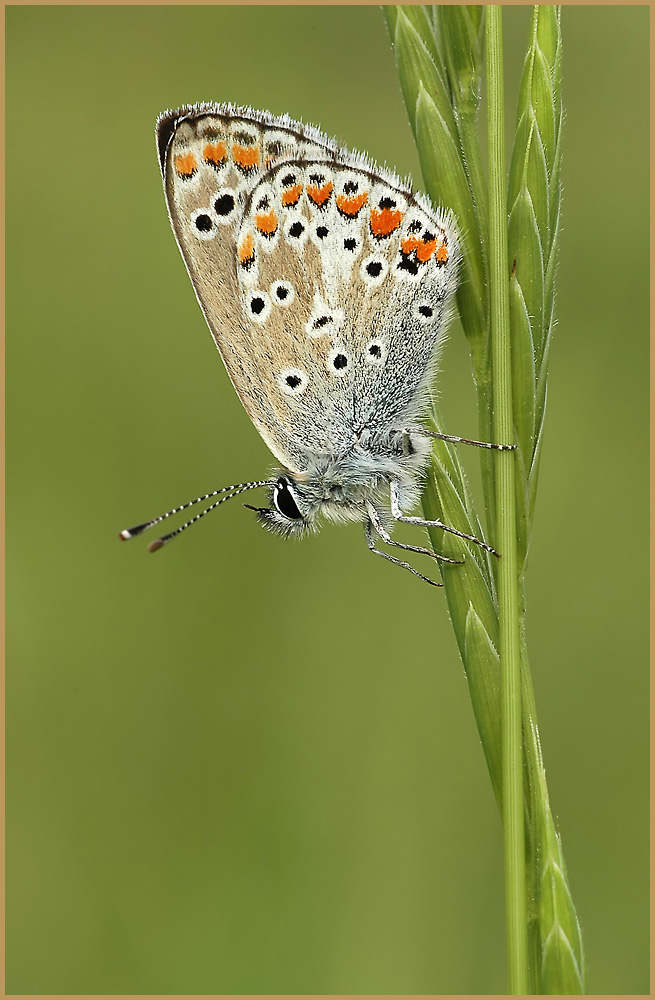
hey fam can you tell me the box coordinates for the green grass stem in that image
[485,8,528,992]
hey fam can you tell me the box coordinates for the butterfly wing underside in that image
[157,104,459,473]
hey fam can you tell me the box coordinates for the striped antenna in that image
[119,480,270,551]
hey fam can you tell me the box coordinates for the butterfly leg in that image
[389,481,500,558]
[367,504,462,565]
[364,518,443,587]
[402,426,516,451]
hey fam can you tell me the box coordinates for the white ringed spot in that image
[211,188,238,225]
[305,308,344,339]
[365,340,387,365]
[247,290,272,324]
[270,280,295,307]
[413,300,439,324]
[327,346,350,377]
[190,208,217,240]
[279,368,308,396]
[283,212,309,249]
[360,254,389,288]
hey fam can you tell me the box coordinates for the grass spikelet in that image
[508,5,563,568]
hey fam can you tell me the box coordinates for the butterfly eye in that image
[273,479,303,521]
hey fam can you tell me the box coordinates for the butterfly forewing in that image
[158,104,332,468]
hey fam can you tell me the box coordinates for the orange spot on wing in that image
[400,235,421,256]
[416,239,437,262]
[173,152,197,178]
[255,209,278,236]
[203,141,227,166]
[400,233,439,263]
[238,232,255,266]
[281,184,303,207]
[232,143,260,170]
[434,240,449,264]
[336,190,368,216]
[370,207,404,237]
[307,181,333,207]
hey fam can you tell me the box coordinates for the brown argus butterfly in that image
[120,104,513,585]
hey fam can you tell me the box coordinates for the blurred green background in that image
[7,6,648,995]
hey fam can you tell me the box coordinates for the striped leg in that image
[364,519,442,587]
[367,503,463,565]
[402,426,516,451]
[390,481,500,558]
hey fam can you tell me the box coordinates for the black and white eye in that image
[328,347,350,376]
[247,291,271,323]
[312,315,332,332]
[278,368,308,396]
[305,306,344,338]
[365,340,386,364]
[360,255,388,288]
[284,214,309,248]
[273,478,303,520]
[211,188,238,224]
[270,280,295,307]
[310,223,331,247]
[191,208,216,240]
[414,301,438,323]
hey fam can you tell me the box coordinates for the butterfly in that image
[120,103,513,586]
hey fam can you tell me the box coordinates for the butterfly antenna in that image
[119,480,270,550]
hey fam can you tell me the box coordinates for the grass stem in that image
[485,7,528,993]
